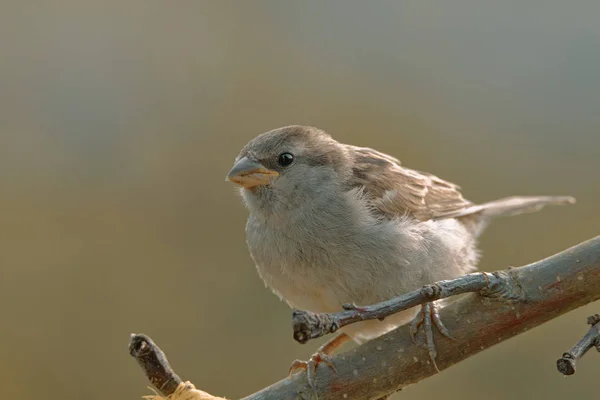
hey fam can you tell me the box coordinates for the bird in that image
[225,125,575,392]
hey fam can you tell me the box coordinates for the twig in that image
[556,314,600,375]
[129,333,182,396]
[293,272,503,344]
[129,236,600,400]
[247,236,600,399]
[129,334,228,400]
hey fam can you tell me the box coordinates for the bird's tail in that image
[441,196,576,236]
[468,196,575,218]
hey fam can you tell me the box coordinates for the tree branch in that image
[129,334,182,396]
[292,271,498,344]
[129,236,600,400]
[556,314,600,375]
[129,334,227,400]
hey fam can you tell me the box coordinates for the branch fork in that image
[129,236,600,400]
[292,271,515,345]
[556,314,600,375]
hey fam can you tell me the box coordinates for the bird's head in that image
[226,125,348,215]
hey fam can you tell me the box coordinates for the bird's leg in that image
[409,301,455,372]
[289,332,351,394]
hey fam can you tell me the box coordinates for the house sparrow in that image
[226,125,574,390]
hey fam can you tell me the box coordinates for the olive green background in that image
[1,2,599,399]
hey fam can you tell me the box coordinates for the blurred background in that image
[1,1,599,399]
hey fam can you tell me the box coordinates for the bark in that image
[130,236,600,400]
[556,314,600,375]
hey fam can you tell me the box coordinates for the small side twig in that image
[293,271,510,344]
[128,236,600,399]
[556,314,600,375]
[129,333,182,396]
[129,334,227,400]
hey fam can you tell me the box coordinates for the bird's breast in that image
[245,215,347,312]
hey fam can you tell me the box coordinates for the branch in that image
[129,236,600,400]
[129,334,182,396]
[292,272,497,344]
[129,334,227,400]
[556,314,600,375]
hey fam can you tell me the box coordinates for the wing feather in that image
[346,146,473,221]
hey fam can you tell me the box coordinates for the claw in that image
[289,359,308,375]
[431,304,455,340]
[409,301,455,372]
[409,310,424,344]
[289,352,337,396]
[288,333,350,398]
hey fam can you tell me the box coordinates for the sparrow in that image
[226,125,574,391]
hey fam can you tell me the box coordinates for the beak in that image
[226,157,279,188]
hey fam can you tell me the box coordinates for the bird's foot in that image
[409,301,455,372]
[289,351,337,395]
[288,333,350,397]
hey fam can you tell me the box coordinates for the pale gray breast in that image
[245,209,415,311]
[245,189,480,313]
[245,215,346,312]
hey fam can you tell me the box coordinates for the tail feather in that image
[440,195,576,220]
[440,195,575,238]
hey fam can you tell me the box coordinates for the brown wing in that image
[347,146,473,221]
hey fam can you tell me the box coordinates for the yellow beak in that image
[226,157,279,188]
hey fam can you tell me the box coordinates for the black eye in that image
[278,152,294,166]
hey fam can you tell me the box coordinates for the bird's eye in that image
[278,152,294,166]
